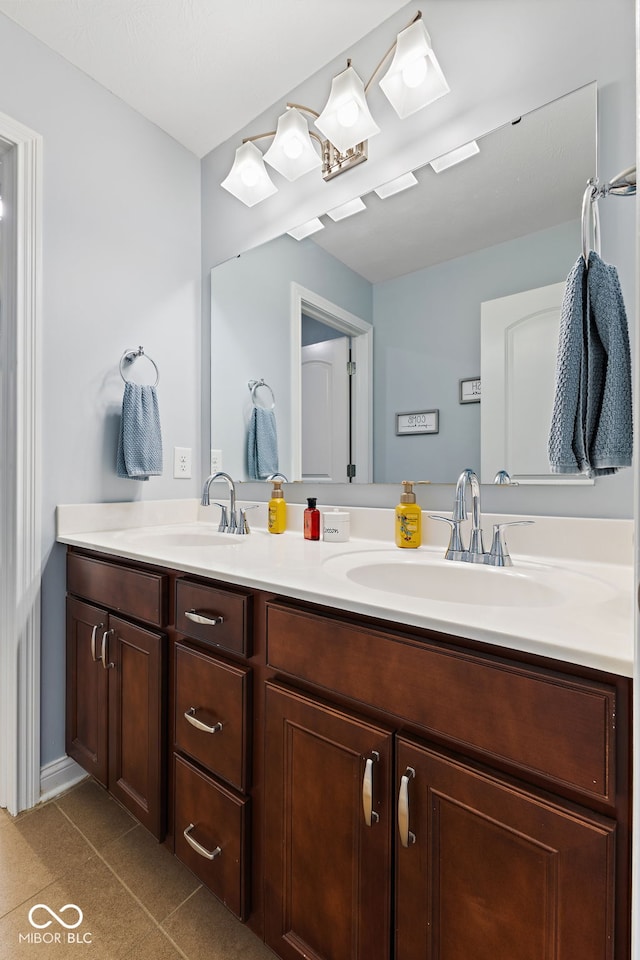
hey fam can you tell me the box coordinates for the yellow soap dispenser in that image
[268,479,287,534]
[395,481,422,548]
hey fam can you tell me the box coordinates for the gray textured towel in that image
[116,382,163,480]
[548,251,632,477]
[247,405,279,479]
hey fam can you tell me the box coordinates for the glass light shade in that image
[430,140,480,173]
[287,218,325,241]
[326,197,366,222]
[264,109,322,181]
[379,19,450,119]
[220,141,277,207]
[315,65,380,154]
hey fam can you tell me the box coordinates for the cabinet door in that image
[107,615,166,839]
[66,597,109,787]
[264,682,393,960]
[395,736,616,960]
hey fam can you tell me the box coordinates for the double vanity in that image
[57,496,633,960]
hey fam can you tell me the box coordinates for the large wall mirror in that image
[211,78,598,484]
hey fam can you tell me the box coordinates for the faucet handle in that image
[429,515,466,561]
[237,505,259,535]
[486,520,534,567]
[210,502,228,533]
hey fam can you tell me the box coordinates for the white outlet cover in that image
[173,446,192,479]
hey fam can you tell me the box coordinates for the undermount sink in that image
[322,549,615,609]
[115,524,249,548]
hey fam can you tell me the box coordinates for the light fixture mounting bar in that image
[322,140,368,181]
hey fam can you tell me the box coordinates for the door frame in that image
[0,111,43,814]
[290,282,373,482]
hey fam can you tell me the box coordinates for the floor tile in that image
[56,779,136,850]
[0,802,94,919]
[0,855,160,960]
[162,886,275,960]
[101,824,200,921]
[120,927,187,960]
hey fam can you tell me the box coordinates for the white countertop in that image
[56,499,635,678]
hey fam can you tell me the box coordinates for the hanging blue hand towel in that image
[247,405,279,479]
[116,382,163,481]
[548,251,632,477]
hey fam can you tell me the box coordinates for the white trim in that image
[39,756,87,805]
[290,282,373,483]
[0,111,43,815]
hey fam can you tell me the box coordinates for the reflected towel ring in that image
[248,378,275,410]
[581,179,601,267]
[119,346,160,387]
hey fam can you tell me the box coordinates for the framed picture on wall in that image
[459,377,481,404]
[395,410,439,435]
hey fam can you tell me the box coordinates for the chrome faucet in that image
[453,468,485,561]
[201,471,238,533]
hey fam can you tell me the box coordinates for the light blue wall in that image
[373,220,582,483]
[211,233,371,479]
[0,12,202,766]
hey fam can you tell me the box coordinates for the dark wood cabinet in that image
[264,682,394,960]
[66,556,167,839]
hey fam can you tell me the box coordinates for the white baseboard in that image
[40,755,87,804]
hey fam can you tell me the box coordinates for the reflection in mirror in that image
[211,83,597,483]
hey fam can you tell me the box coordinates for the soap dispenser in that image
[268,479,286,534]
[395,481,422,548]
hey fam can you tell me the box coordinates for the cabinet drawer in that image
[175,579,252,657]
[174,754,249,920]
[67,552,167,627]
[174,642,250,792]
[266,603,617,805]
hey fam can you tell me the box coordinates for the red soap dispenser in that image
[304,498,320,541]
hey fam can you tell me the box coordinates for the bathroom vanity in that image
[59,503,633,960]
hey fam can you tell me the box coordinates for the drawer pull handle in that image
[101,629,115,670]
[183,823,222,861]
[184,707,223,734]
[185,609,224,627]
[398,766,416,848]
[90,623,104,662]
[362,751,380,826]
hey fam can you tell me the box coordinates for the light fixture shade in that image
[264,108,322,181]
[315,65,380,154]
[220,141,277,207]
[379,19,450,119]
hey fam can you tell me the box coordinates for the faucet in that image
[201,471,238,533]
[453,468,485,562]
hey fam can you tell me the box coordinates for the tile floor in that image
[0,779,275,959]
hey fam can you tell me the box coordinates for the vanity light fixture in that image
[220,10,449,207]
[374,171,418,198]
[287,217,325,240]
[430,140,480,173]
[326,197,367,221]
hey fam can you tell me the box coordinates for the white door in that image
[301,337,350,482]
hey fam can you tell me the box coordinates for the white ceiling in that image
[0,0,410,157]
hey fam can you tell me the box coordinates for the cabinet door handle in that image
[90,623,104,662]
[398,766,416,848]
[184,707,223,734]
[362,751,380,826]
[184,609,224,627]
[183,823,222,861]
[101,629,115,670]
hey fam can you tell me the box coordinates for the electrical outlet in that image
[173,446,192,479]
[210,449,223,473]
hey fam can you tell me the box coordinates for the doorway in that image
[0,111,42,815]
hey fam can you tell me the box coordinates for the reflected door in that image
[301,336,350,482]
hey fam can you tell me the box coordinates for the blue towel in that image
[116,382,163,481]
[548,251,632,477]
[247,406,279,479]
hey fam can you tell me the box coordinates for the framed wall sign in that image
[395,410,439,435]
[459,377,481,403]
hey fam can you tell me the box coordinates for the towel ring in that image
[581,179,601,266]
[119,346,160,387]
[248,378,275,410]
